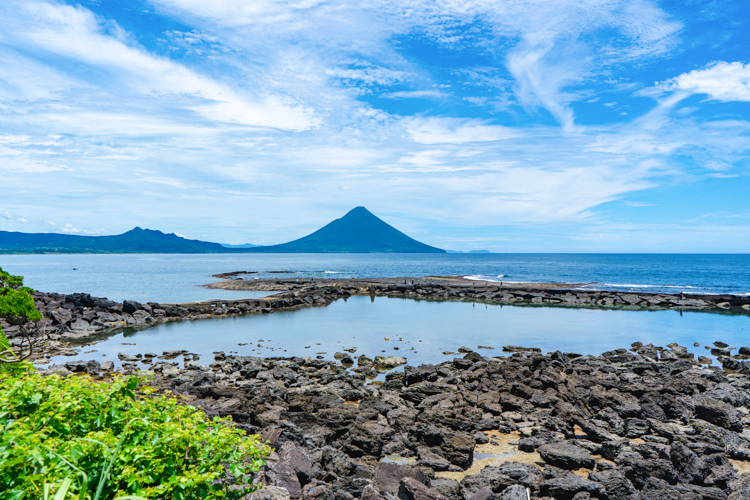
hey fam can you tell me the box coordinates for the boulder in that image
[69,319,91,332]
[398,478,447,500]
[273,463,302,499]
[467,488,494,500]
[498,486,526,500]
[694,397,744,431]
[430,479,461,500]
[341,420,395,457]
[417,446,452,471]
[636,478,701,500]
[279,442,313,484]
[538,442,595,470]
[439,431,475,469]
[587,469,636,500]
[728,474,750,500]
[459,462,542,499]
[539,468,603,500]
[302,482,335,500]
[43,364,71,377]
[373,463,431,496]
[252,486,292,500]
[374,356,407,369]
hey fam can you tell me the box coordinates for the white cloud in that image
[2,211,30,224]
[656,61,750,102]
[381,90,448,100]
[148,0,681,130]
[2,1,317,131]
[623,201,655,207]
[60,223,100,235]
[404,117,517,144]
[150,0,326,26]
[1,0,747,252]
[327,64,410,87]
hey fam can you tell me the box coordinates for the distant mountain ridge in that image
[245,207,444,253]
[0,207,444,254]
[0,227,234,254]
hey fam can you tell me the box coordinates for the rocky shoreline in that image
[47,343,750,500]
[11,277,750,499]
[207,276,750,313]
[5,275,750,364]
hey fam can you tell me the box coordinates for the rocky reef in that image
[208,277,750,312]
[7,277,750,368]
[49,343,750,500]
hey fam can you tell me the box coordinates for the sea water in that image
[3,253,748,369]
[47,295,750,369]
[1,253,749,303]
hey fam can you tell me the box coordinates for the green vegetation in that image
[0,228,237,254]
[0,371,270,500]
[248,206,445,253]
[0,267,270,499]
[0,267,42,363]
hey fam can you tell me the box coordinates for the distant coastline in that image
[0,207,445,254]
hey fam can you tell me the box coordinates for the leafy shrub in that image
[1,266,43,362]
[0,371,269,500]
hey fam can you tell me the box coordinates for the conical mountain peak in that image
[247,207,444,253]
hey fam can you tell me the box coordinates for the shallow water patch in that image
[46,294,750,370]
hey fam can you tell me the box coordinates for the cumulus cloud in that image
[654,61,750,102]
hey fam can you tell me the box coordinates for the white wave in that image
[595,283,697,289]
[464,275,501,282]
[324,271,342,274]
[464,275,532,284]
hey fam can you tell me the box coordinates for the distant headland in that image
[0,207,445,254]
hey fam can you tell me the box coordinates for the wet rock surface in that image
[45,342,750,500]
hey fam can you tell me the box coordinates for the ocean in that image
[2,253,749,304]
[3,253,748,370]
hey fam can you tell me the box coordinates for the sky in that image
[1,0,749,252]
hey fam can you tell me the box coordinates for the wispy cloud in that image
[404,117,517,144]
[381,90,448,100]
[0,0,748,251]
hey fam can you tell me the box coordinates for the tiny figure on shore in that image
[680,291,685,300]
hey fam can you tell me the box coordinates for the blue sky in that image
[1,0,749,252]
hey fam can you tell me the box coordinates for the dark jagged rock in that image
[538,443,596,470]
[38,328,750,500]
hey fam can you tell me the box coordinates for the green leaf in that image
[52,477,73,500]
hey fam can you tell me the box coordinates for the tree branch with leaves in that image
[0,267,43,363]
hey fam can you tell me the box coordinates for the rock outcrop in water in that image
[50,345,750,500]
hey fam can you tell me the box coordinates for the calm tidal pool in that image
[48,295,750,369]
